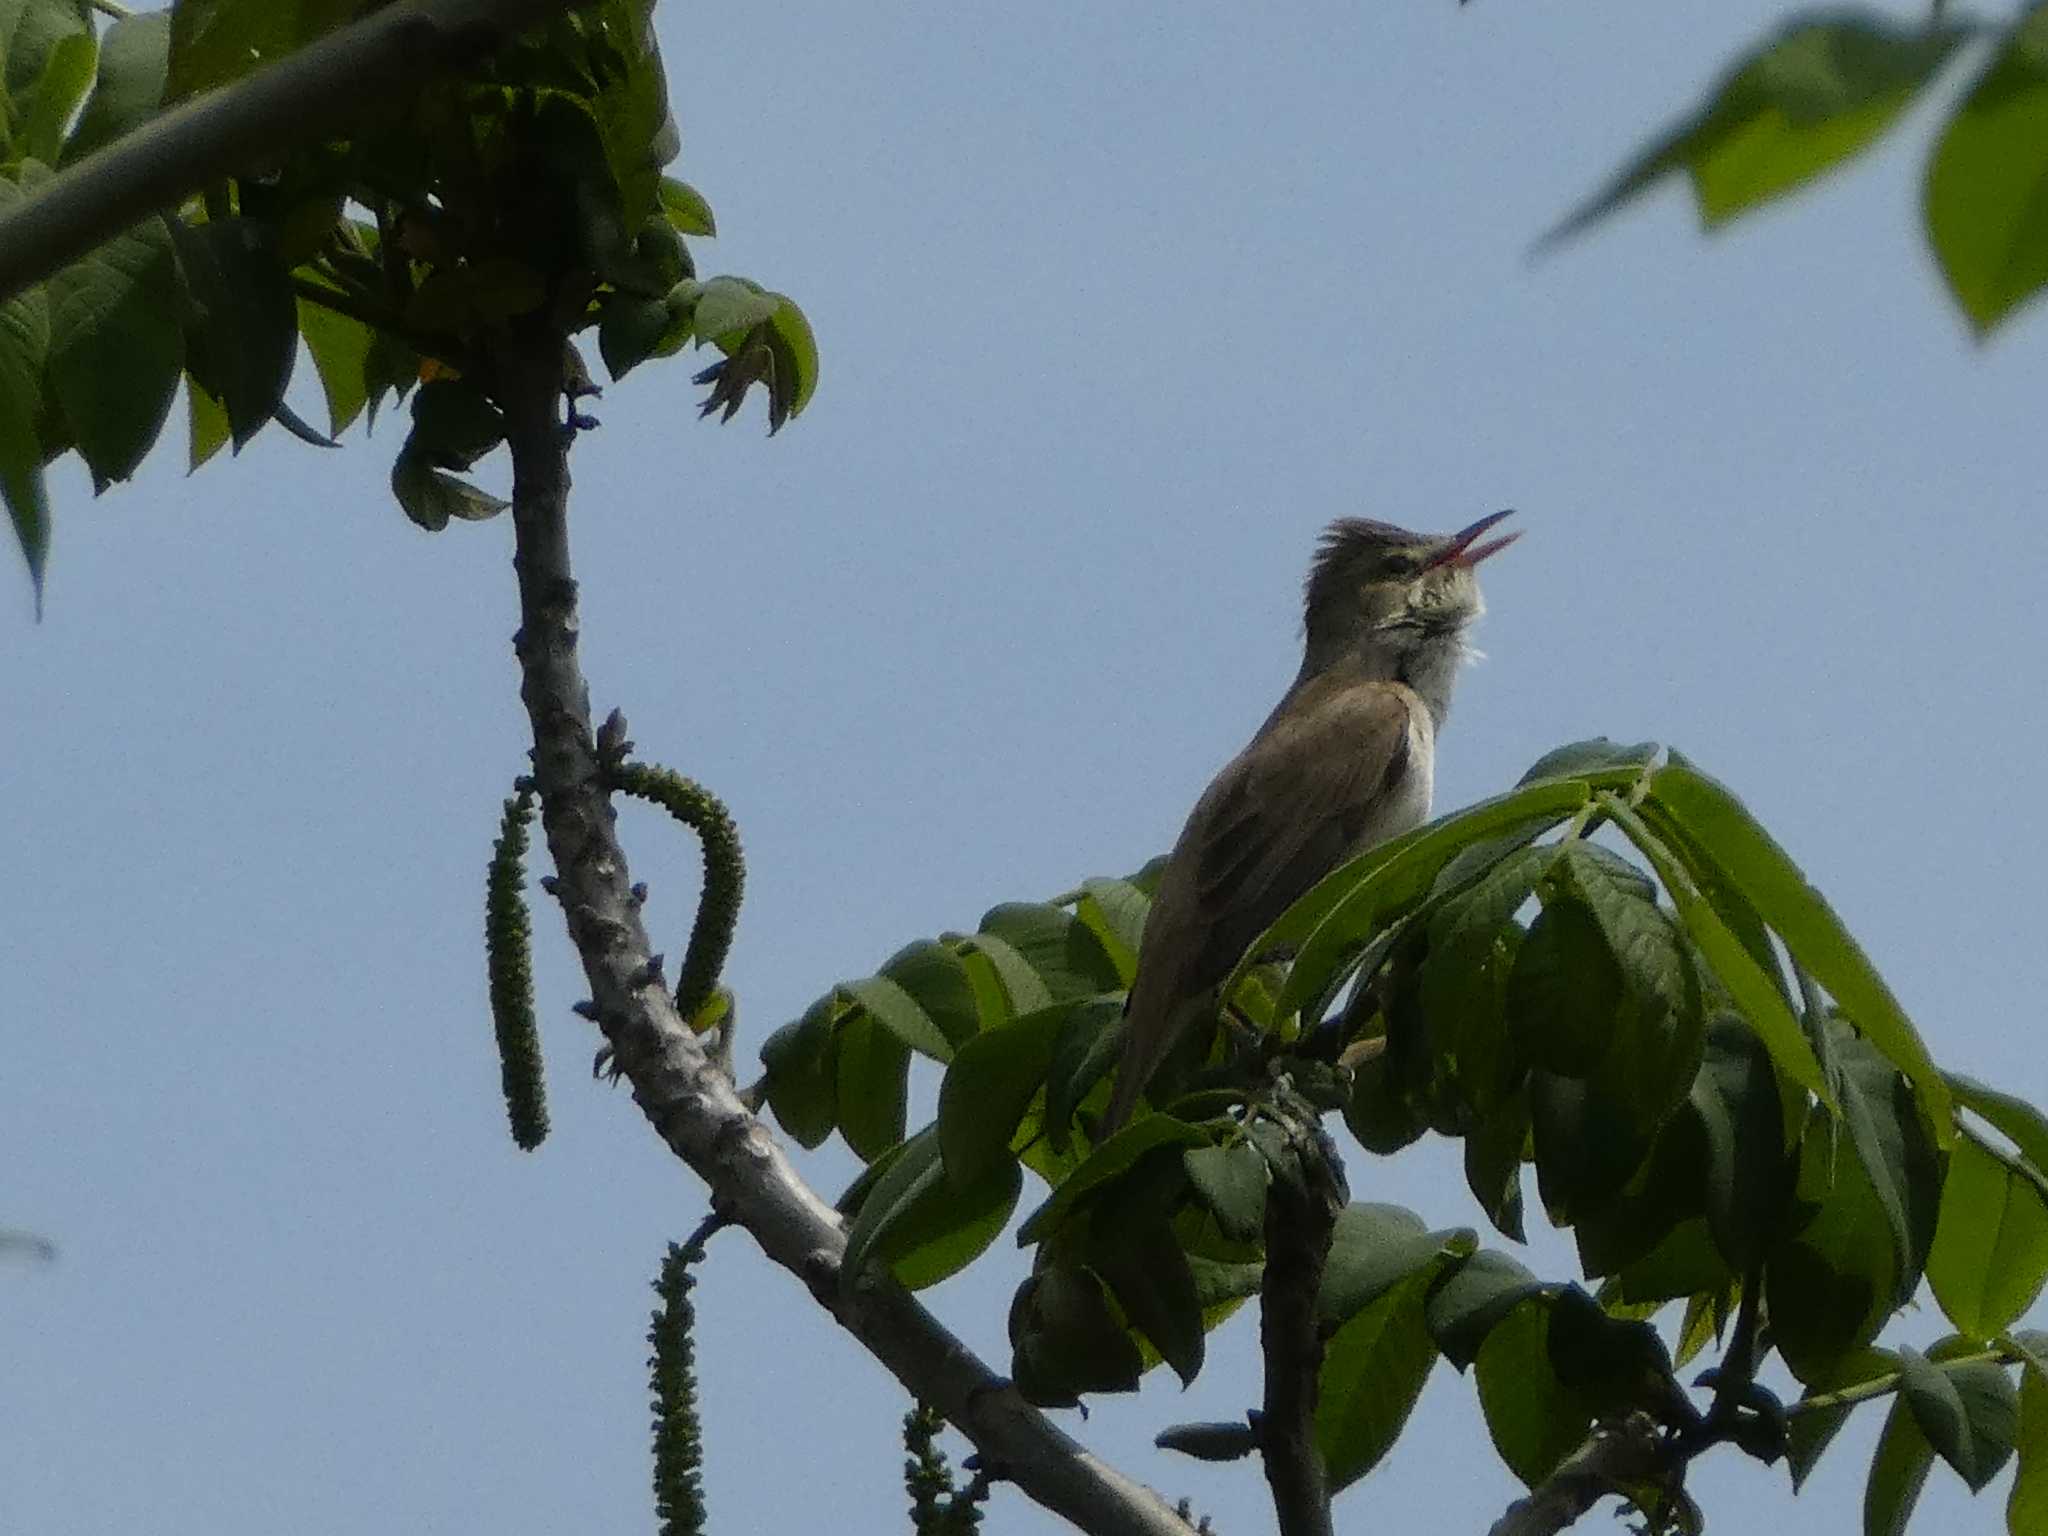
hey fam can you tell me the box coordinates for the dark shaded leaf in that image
[937,1003,1070,1188]
[1511,893,1621,1077]
[1897,1346,2016,1492]
[1426,1247,1546,1370]
[1476,1298,1598,1486]
[1865,1390,1935,1536]
[46,213,181,486]
[759,998,837,1148]
[2012,1358,2048,1535]
[1692,1014,1798,1270]
[1090,1211,1204,1386]
[1016,1115,1206,1246]
[168,216,296,449]
[978,902,1124,1002]
[1183,1142,1269,1245]
[1010,1265,1144,1404]
[1465,1093,1529,1242]
[835,1011,909,1162]
[0,176,52,607]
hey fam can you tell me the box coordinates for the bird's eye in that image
[1381,553,1417,577]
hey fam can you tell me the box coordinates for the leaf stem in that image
[1786,1344,2015,1417]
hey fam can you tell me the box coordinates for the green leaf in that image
[1836,1029,1945,1307]
[1075,877,1151,986]
[1603,794,1830,1103]
[660,176,715,237]
[1182,1141,1269,1245]
[1692,1015,1798,1271]
[1420,843,1554,1116]
[1269,781,1593,1019]
[687,275,782,344]
[976,902,1123,1003]
[1897,1346,2017,1493]
[1673,1286,1729,1370]
[1042,997,1124,1149]
[1547,15,1967,246]
[937,1003,1069,1188]
[1016,1115,1206,1246]
[1511,893,1622,1077]
[835,1010,910,1162]
[840,973,953,1063]
[1928,1132,2048,1339]
[1318,1204,1472,1329]
[881,940,984,1051]
[841,1126,1022,1291]
[0,176,52,608]
[1555,841,1705,1128]
[1865,1390,1935,1536]
[185,374,227,471]
[1647,760,1948,1136]
[168,216,295,449]
[1950,1073,2048,1178]
[1089,1212,1204,1386]
[46,212,181,486]
[1924,9,2048,335]
[953,929,1056,1014]
[1316,1257,1444,1490]
[1475,1298,1598,1486]
[2012,1358,2048,1536]
[759,998,837,1148]
[390,443,507,531]
[294,295,372,438]
[22,29,95,164]
[164,0,357,102]
[1788,1348,1897,1492]
[1530,1069,1656,1225]
[2,0,91,103]
[1544,1285,1686,1422]
[1464,1094,1529,1243]
[597,290,678,381]
[1009,1265,1145,1404]
[62,11,169,163]
[1426,1247,1546,1370]
[1517,738,1661,786]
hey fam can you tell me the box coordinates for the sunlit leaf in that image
[1928,1132,2048,1339]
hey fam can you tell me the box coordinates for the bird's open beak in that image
[1423,509,1519,572]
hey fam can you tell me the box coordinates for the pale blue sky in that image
[7,4,2048,1533]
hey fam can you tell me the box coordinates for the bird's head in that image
[1301,510,1517,668]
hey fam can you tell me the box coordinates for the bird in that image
[1100,510,1518,1134]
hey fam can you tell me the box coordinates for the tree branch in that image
[0,0,577,302]
[1257,1106,1345,1536]
[1486,1414,1668,1536]
[492,324,1194,1536]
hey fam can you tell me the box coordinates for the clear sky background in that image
[6,3,2047,1533]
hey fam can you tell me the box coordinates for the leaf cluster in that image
[1,0,818,599]
[761,740,2048,1523]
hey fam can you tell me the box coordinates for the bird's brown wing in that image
[1105,676,1428,1129]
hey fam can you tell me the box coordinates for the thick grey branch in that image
[1257,1108,1345,1536]
[493,326,1193,1536]
[0,0,575,302]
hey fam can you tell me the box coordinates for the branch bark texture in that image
[0,0,576,302]
[494,327,1193,1536]
[1258,1113,1345,1536]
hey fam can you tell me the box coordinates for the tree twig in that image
[1486,1414,1667,1536]
[0,0,578,302]
[492,321,1194,1536]
[1257,1102,1345,1536]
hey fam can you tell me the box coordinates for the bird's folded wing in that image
[1179,676,1423,993]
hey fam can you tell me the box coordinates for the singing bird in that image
[1101,511,1519,1133]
